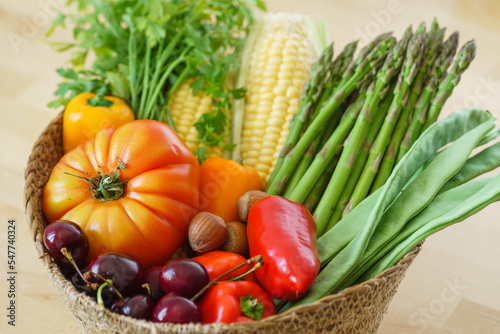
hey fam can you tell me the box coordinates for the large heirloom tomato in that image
[43,120,200,268]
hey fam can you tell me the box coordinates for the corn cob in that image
[233,13,325,183]
[167,78,228,159]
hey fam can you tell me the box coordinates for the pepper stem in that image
[88,95,114,108]
[191,255,263,302]
[64,158,127,203]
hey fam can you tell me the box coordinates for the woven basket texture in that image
[24,113,422,334]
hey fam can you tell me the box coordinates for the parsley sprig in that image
[47,0,266,162]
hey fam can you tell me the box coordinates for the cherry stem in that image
[141,283,152,298]
[87,272,124,300]
[61,247,90,285]
[226,261,263,282]
[97,282,109,310]
[191,255,263,302]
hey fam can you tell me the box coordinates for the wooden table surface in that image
[1,0,499,333]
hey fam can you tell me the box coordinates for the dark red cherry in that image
[110,298,126,314]
[160,259,209,299]
[141,265,164,301]
[43,220,89,268]
[70,267,95,296]
[119,295,155,320]
[152,295,201,324]
[86,252,142,295]
[100,285,116,308]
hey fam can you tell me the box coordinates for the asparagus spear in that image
[336,33,391,89]
[314,41,359,115]
[283,142,317,197]
[326,90,393,229]
[284,98,347,197]
[286,89,369,202]
[266,35,394,195]
[284,51,362,196]
[431,31,460,83]
[428,17,440,35]
[372,75,438,191]
[381,27,445,169]
[319,103,344,147]
[267,44,335,186]
[303,154,339,211]
[348,26,423,210]
[421,40,477,131]
[362,24,444,194]
[395,31,460,161]
[312,37,398,235]
[285,74,377,198]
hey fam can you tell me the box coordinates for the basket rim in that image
[23,112,423,331]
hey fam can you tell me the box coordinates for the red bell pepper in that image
[247,195,319,301]
[192,251,259,283]
[198,281,276,324]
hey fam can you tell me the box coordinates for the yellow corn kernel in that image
[167,79,227,159]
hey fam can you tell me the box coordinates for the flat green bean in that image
[316,108,493,266]
[361,172,500,280]
[329,117,495,293]
[345,175,493,289]
[290,108,495,308]
[318,127,500,268]
[317,187,381,266]
[439,140,500,193]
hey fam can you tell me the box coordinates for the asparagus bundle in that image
[265,20,478,236]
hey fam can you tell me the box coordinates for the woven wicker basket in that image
[24,113,422,334]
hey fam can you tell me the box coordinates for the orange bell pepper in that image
[63,92,134,152]
[199,157,262,222]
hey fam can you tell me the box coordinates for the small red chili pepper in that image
[198,281,276,324]
[192,251,259,284]
[247,195,320,301]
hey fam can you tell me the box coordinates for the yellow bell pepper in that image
[63,92,134,152]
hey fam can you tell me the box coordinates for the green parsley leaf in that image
[46,0,266,161]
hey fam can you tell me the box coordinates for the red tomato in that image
[43,120,200,268]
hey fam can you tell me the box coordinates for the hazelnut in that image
[188,212,227,254]
[237,190,269,222]
[221,221,249,257]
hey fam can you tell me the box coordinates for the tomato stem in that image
[64,158,127,202]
